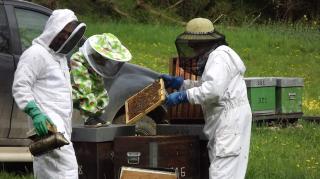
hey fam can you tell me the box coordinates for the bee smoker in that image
[27,123,69,156]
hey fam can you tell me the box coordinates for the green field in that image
[248,121,320,179]
[81,19,320,115]
[0,172,32,179]
[1,21,319,178]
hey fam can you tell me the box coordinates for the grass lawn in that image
[81,19,320,115]
[0,172,32,179]
[247,121,320,179]
[1,21,319,178]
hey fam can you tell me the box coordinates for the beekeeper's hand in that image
[165,91,188,106]
[24,101,55,137]
[161,74,184,90]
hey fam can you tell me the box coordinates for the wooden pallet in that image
[125,79,165,125]
[253,112,304,126]
[302,116,320,123]
[253,112,303,121]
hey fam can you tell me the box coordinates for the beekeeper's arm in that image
[182,79,202,90]
[161,73,202,90]
[186,53,232,104]
[12,51,54,136]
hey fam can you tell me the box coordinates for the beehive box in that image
[113,135,200,179]
[274,77,303,114]
[119,167,178,179]
[245,77,276,115]
[168,58,204,123]
[125,79,165,125]
[156,124,209,179]
[72,125,135,179]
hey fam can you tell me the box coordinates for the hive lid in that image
[156,124,207,140]
[273,77,304,87]
[125,79,166,125]
[71,124,135,142]
[244,77,276,87]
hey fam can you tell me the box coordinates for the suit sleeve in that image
[186,53,232,105]
[182,79,202,90]
[12,51,43,110]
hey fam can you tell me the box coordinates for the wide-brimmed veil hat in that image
[175,18,227,76]
[176,18,225,41]
[80,33,132,78]
[88,33,132,62]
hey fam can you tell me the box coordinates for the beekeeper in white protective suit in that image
[161,18,252,179]
[12,9,86,178]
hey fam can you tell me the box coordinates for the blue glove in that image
[165,91,188,106]
[161,74,184,90]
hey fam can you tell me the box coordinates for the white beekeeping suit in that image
[184,45,252,179]
[163,18,252,179]
[12,9,86,179]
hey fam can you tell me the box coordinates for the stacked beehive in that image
[245,77,304,121]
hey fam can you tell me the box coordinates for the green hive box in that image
[274,77,303,114]
[245,77,276,114]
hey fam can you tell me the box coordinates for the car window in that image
[0,5,10,53]
[14,8,48,51]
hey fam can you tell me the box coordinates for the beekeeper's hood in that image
[33,9,86,54]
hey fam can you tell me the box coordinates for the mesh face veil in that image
[57,21,86,54]
[50,21,86,54]
[175,30,227,76]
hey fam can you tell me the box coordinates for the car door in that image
[0,3,14,141]
[4,2,50,141]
